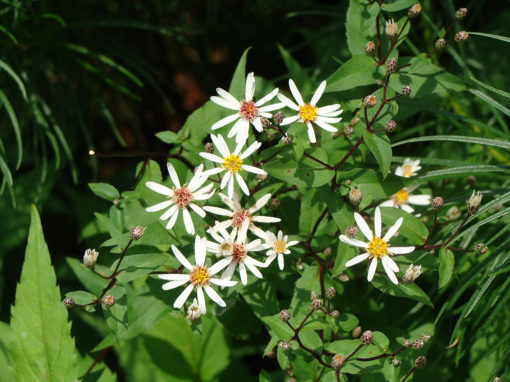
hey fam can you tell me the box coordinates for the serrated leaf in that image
[10,205,78,381]
[89,182,120,201]
[364,130,392,178]
[438,247,455,288]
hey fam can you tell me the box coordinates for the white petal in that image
[245,72,255,100]
[250,225,268,239]
[255,87,279,106]
[316,115,342,124]
[221,262,237,281]
[249,194,270,213]
[339,235,369,248]
[280,115,299,126]
[194,236,206,265]
[196,286,206,313]
[252,215,280,223]
[252,118,264,133]
[203,206,232,216]
[354,212,373,241]
[230,120,249,143]
[258,102,285,112]
[173,284,194,308]
[345,253,370,267]
[381,257,398,285]
[210,278,237,287]
[241,164,267,175]
[199,152,224,164]
[146,200,173,212]
[158,273,189,281]
[146,181,173,196]
[310,80,326,105]
[227,176,235,199]
[171,244,193,270]
[383,217,403,241]
[288,79,304,105]
[220,171,231,189]
[244,258,263,278]
[367,258,378,282]
[211,95,239,110]
[211,134,231,158]
[166,162,181,188]
[307,123,316,143]
[204,285,226,307]
[193,191,215,201]
[264,253,277,267]
[189,203,206,218]
[401,204,415,213]
[387,246,415,255]
[379,200,395,207]
[277,93,299,111]
[201,167,224,177]
[382,255,399,273]
[277,254,285,270]
[314,119,338,133]
[166,209,180,230]
[245,239,262,251]
[318,104,341,114]
[211,113,240,130]
[160,205,178,221]
[182,208,195,235]
[236,173,250,196]
[162,279,189,290]
[240,141,262,160]
[408,195,431,205]
[374,207,382,238]
[216,88,240,107]
[239,262,248,285]
[209,257,232,275]
[191,180,213,195]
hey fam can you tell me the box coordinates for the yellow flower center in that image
[368,237,388,258]
[273,240,287,254]
[223,154,243,173]
[298,104,318,123]
[220,242,232,253]
[402,164,413,177]
[391,189,408,206]
[189,265,210,287]
[172,187,193,208]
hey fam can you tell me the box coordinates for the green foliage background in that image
[1,0,510,381]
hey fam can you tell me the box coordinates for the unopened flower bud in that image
[260,117,271,128]
[493,378,502,382]
[402,339,411,348]
[311,291,319,301]
[130,226,145,240]
[274,111,284,125]
[365,41,376,55]
[186,298,205,321]
[312,299,323,311]
[344,125,354,135]
[279,341,291,351]
[324,247,332,257]
[345,226,358,238]
[266,131,275,141]
[408,3,422,18]
[83,248,99,269]
[363,94,377,108]
[475,243,488,254]
[331,310,340,319]
[205,142,214,153]
[455,7,467,19]
[349,188,362,206]
[331,354,344,369]
[385,19,399,41]
[361,330,373,345]
[269,198,280,210]
[256,173,267,183]
[63,297,75,308]
[113,198,120,207]
[466,190,482,214]
[102,295,115,308]
[339,273,350,282]
[385,120,397,133]
[446,206,461,221]
[352,326,362,338]
[386,58,397,74]
[282,136,292,145]
[279,309,290,322]
[350,117,360,126]
[467,175,476,186]
[435,38,446,49]
[432,196,443,210]
[420,334,431,344]
[415,356,427,368]
[326,287,336,299]
[402,264,422,284]
[401,86,411,96]
[455,31,469,42]
[412,339,424,350]
[392,358,401,367]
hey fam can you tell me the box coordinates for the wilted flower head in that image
[83,248,99,269]
[365,41,375,55]
[186,298,205,321]
[466,190,483,214]
[385,19,399,41]
[402,264,422,283]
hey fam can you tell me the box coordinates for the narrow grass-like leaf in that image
[416,165,510,180]
[10,206,78,381]
[0,59,27,99]
[452,206,510,243]
[392,135,510,150]
[0,152,13,185]
[0,89,22,169]
[470,76,510,100]
[469,89,510,118]
[41,13,66,27]
[0,25,17,44]
[98,100,127,147]
[468,32,510,44]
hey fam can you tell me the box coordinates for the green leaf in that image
[363,130,392,178]
[0,59,27,100]
[112,253,169,282]
[380,207,428,245]
[345,0,379,56]
[0,89,22,169]
[392,134,510,150]
[278,44,310,91]
[326,55,379,92]
[381,0,417,11]
[103,285,128,339]
[0,322,16,380]
[298,330,323,352]
[261,315,294,341]
[10,205,78,381]
[468,31,510,44]
[228,48,251,98]
[469,88,510,118]
[470,75,510,100]
[89,182,121,201]
[438,247,454,288]
[371,277,433,307]
[155,130,179,144]
[0,25,17,44]
[415,165,510,180]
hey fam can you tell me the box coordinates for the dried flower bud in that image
[467,175,476,186]
[350,117,360,126]
[408,3,422,18]
[205,142,214,153]
[324,247,332,257]
[363,94,377,108]
[312,299,323,311]
[130,226,145,240]
[274,111,284,125]
[266,348,276,358]
[279,341,291,351]
[385,120,397,133]
[326,287,336,299]
[420,334,431,344]
[270,198,280,210]
[331,310,340,319]
[365,41,376,55]
[435,38,446,49]
[102,295,115,308]
[352,326,362,338]
[455,7,467,19]
[392,358,401,367]
[349,188,362,206]
[401,86,411,96]
[282,136,292,145]
[475,243,488,254]
[386,58,397,74]
[344,125,354,135]
[332,354,344,369]
[311,291,319,301]
[256,173,267,183]
[412,339,424,350]
[345,226,358,238]
[113,198,120,207]
[260,117,271,128]
[402,339,411,348]
[266,131,275,141]
[455,31,469,42]
[466,190,483,214]
[361,330,373,345]
[63,297,75,308]
[402,264,422,284]
[432,196,443,210]
[385,19,399,41]
[187,298,205,321]
[83,248,99,269]
[279,309,291,322]
[415,356,427,368]
[446,206,461,221]
[339,273,350,282]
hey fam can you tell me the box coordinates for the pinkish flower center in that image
[239,100,259,121]
[231,209,251,228]
[232,242,247,263]
[172,187,193,208]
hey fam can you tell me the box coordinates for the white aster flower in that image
[338,207,415,285]
[210,72,283,144]
[379,186,431,214]
[145,163,215,235]
[262,230,299,270]
[186,298,205,321]
[203,191,280,239]
[199,134,266,199]
[159,236,235,313]
[206,225,265,285]
[395,158,421,177]
[277,79,343,143]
